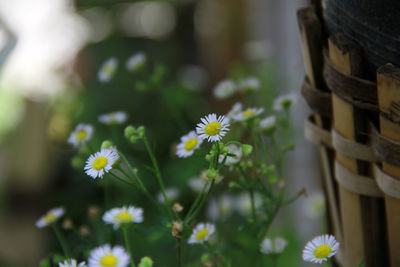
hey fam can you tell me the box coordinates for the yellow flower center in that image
[103,65,115,76]
[76,130,87,141]
[204,122,222,136]
[314,244,332,259]
[100,254,118,267]
[242,109,255,119]
[93,156,108,170]
[195,229,209,241]
[116,211,133,222]
[184,138,198,151]
[44,213,57,224]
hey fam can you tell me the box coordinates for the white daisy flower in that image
[219,144,242,165]
[84,148,120,179]
[196,114,230,142]
[259,115,276,132]
[36,207,65,228]
[213,80,236,99]
[207,194,234,221]
[225,102,243,122]
[273,93,297,111]
[59,259,87,267]
[176,131,203,158]
[188,222,215,244]
[157,188,179,203]
[304,192,326,220]
[188,177,208,193]
[232,107,264,122]
[260,237,288,254]
[88,244,130,267]
[126,52,146,72]
[235,192,262,216]
[98,111,128,125]
[67,124,94,148]
[238,77,260,92]
[103,206,144,230]
[98,57,118,83]
[303,235,339,264]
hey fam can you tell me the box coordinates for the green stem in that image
[249,185,257,223]
[122,227,135,267]
[271,256,278,267]
[250,126,260,159]
[118,156,150,197]
[143,135,175,221]
[111,170,167,217]
[270,134,283,177]
[177,238,182,267]
[238,165,257,223]
[258,132,271,163]
[109,171,138,188]
[187,180,215,223]
[185,182,208,222]
[258,189,285,241]
[117,166,139,186]
[52,223,71,257]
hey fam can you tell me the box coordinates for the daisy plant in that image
[36,207,71,257]
[88,244,130,267]
[59,259,87,267]
[98,57,118,83]
[38,53,305,267]
[303,235,339,265]
[68,124,94,148]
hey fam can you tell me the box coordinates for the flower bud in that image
[173,203,183,213]
[138,257,153,267]
[206,168,218,179]
[62,218,74,230]
[88,205,101,221]
[137,126,146,138]
[172,221,183,238]
[79,225,90,236]
[124,125,136,138]
[101,140,113,149]
[205,153,213,161]
[242,144,253,156]
[130,135,139,144]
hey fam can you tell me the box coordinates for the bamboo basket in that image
[297,3,400,267]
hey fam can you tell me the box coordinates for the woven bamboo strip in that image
[329,34,388,267]
[377,64,400,267]
[297,7,342,254]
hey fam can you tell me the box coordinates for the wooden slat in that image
[329,34,387,267]
[377,64,400,267]
[297,7,342,254]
